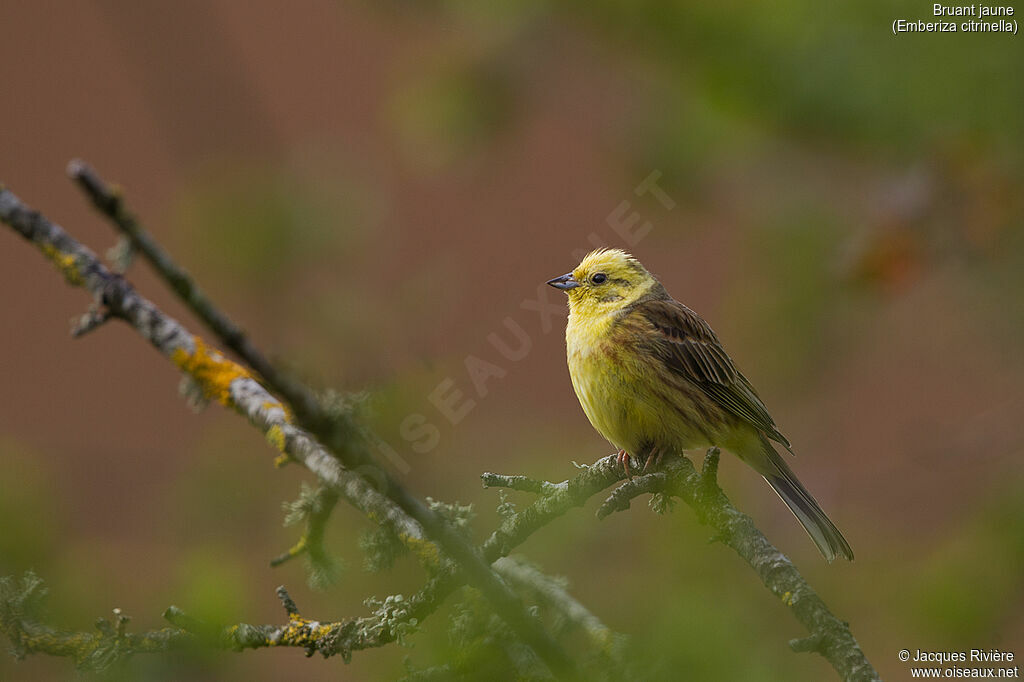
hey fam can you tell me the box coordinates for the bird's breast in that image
[565,312,656,453]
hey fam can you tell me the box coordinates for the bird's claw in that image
[641,447,663,474]
[615,449,633,480]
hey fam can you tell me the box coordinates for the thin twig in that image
[481,473,566,495]
[596,472,668,520]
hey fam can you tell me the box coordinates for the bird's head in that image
[547,248,661,314]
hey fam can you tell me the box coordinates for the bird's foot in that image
[641,447,664,474]
[615,449,633,480]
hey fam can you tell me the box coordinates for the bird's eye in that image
[591,273,607,284]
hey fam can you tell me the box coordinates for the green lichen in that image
[364,594,419,647]
[359,526,409,573]
[649,492,677,515]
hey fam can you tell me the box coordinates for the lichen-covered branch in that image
[481,455,628,560]
[66,159,326,426]
[54,165,577,677]
[484,450,880,682]
[0,181,575,678]
[0,573,187,671]
[662,451,877,682]
[0,171,877,681]
[0,182,432,557]
[595,472,668,520]
[0,573,429,669]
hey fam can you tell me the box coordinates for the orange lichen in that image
[171,335,254,407]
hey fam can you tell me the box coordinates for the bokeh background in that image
[1,2,1022,680]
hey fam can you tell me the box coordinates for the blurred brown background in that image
[1,2,1022,680]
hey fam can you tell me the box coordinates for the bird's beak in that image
[546,272,579,290]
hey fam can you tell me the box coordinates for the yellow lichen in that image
[285,536,307,557]
[402,534,442,569]
[274,615,329,648]
[40,243,83,286]
[266,424,286,452]
[782,591,795,606]
[171,335,254,407]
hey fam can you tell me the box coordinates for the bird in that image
[547,248,853,562]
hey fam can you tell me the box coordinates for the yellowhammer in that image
[548,248,853,562]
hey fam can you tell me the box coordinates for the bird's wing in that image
[632,298,792,450]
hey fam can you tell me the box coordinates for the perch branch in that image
[487,449,879,682]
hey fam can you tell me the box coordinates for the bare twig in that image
[596,472,668,519]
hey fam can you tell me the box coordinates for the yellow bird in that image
[548,248,853,562]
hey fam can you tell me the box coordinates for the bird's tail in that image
[755,438,854,562]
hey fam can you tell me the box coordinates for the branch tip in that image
[276,586,300,617]
[65,158,87,179]
[269,541,306,567]
[70,306,111,338]
[481,473,557,495]
[789,634,826,654]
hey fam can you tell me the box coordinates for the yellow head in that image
[547,248,662,315]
